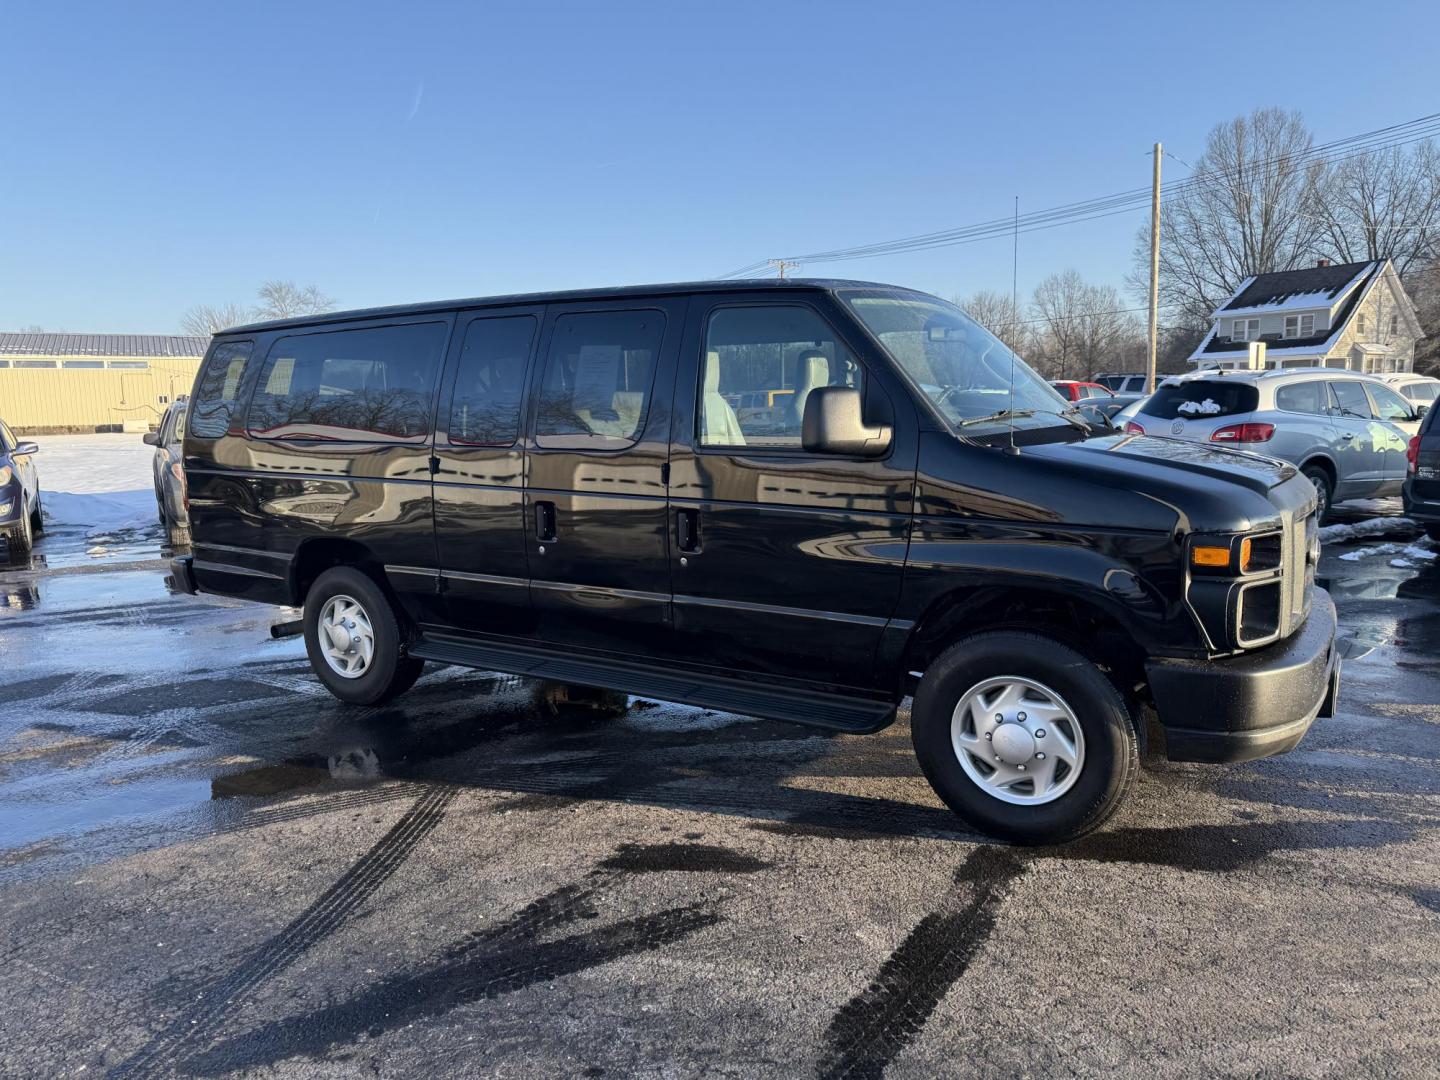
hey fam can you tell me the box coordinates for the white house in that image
[1187,258,1423,373]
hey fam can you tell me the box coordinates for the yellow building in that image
[0,333,207,433]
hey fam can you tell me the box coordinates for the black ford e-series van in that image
[170,279,1340,843]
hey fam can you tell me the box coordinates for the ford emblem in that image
[1171,419,1184,435]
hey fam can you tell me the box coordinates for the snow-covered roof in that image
[1213,260,1375,317]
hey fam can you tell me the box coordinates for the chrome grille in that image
[1283,508,1315,633]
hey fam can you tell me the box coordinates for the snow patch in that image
[1319,517,1420,545]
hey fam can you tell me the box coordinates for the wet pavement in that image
[0,514,1437,1077]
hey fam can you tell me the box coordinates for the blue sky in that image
[3,0,1437,333]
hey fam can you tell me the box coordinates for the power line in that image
[716,112,1440,276]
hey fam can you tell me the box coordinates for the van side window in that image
[1275,381,1326,415]
[699,306,861,449]
[248,323,447,440]
[534,310,664,448]
[449,316,536,446]
[189,341,254,439]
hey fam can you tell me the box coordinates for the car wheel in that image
[303,566,424,705]
[1302,465,1333,522]
[1427,524,1440,543]
[911,631,1138,845]
[29,494,43,536]
[7,500,34,556]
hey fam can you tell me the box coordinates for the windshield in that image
[842,291,1074,434]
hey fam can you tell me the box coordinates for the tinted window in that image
[534,310,664,448]
[1329,380,1373,419]
[1275,381,1327,415]
[0,421,14,452]
[1367,382,1413,422]
[189,340,254,439]
[1404,382,1437,403]
[248,323,447,440]
[1144,381,1258,420]
[700,306,861,448]
[448,316,535,446]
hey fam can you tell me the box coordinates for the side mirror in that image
[13,441,39,456]
[1416,403,1430,419]
[142,431,160,446]
[802,387,892,456]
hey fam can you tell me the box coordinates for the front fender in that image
[880,524,1206,683]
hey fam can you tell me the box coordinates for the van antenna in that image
[1006,194,1020,455]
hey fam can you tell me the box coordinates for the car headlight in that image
[0,466,12,486]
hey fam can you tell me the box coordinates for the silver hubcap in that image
[317,594,375,679]
[950,676,1085,805]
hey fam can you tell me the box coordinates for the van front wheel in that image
[911,632,1137,844]
[303,566,424,705]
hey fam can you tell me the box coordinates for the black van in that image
[171,279,1340,843]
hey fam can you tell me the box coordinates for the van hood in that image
[1025,432,1297,497]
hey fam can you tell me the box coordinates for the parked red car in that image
[1050,380,1115,402]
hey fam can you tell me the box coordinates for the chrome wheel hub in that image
[317,594,375,679]
[950,676,1085,805]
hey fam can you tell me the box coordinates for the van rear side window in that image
[189,341,254,439]
[247,323,447,441]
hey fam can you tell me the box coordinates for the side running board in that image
[409,634,897,734]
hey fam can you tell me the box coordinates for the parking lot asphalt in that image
[0,512,1437,1077]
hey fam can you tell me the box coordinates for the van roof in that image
[219,278,908,335]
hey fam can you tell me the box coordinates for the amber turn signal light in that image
[1191,545,1231,569]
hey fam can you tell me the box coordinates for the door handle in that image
[676,508,701,554]
[1341,433,1355,441]
[534,500,557,543]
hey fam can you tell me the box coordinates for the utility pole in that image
[768,258,799,280]
[1146,142,1162,394]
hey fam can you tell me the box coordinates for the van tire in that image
[303,566,424,705]
[911,631,1137,845]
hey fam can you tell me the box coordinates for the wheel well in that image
[903,587,1145,693]
[289,538,387,606]
[1299,456,1335,486]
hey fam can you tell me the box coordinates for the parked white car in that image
[1377,371,1440,411]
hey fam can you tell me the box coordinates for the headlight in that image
[0,466,12,486]
[1189,531,1283,575]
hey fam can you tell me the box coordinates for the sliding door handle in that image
[676,508,701,554]
[534,500,557,543]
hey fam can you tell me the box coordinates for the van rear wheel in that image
[911,631,1137,845]
[303,566,424,705]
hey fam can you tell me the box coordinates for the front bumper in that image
[1146,588,1339,763]
[1402,477,1440,525]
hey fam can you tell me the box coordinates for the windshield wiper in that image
[957,408,1035,428]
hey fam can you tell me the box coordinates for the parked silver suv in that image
[1125,368,1425,519]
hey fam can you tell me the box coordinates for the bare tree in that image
[1131,108,1328,324]
[953,289,1029,356]
[255,281,337,320]
[180,301,253,337]
[1030,271,1143,380]
[1312,141,1440,275]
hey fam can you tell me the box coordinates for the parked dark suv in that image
[171,280,1340,843]
[1403,402,1440,540]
